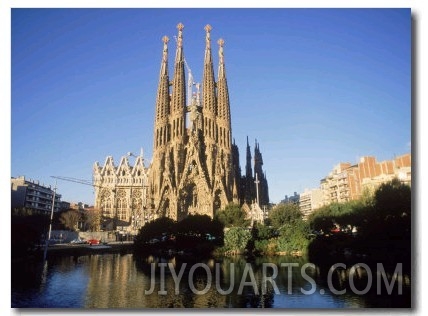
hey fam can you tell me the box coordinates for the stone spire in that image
[244,136,254,204]
[170,23,186,122]
[245,136,253,179]
[217,38,231,149]
[253,139,269,206]
[160,35,169,77]
[153,35,171,151]
[202,24,217,117]
[169,22,187,188]
[217,38,227,79]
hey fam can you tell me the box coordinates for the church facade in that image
[93,24,268,227]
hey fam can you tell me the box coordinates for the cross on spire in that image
[254,172,260,205]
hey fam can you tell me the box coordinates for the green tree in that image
[374,178,411,218]
[307,200,368,233]
[134,217,176,243]
[215,203,249,228]
[360,178,411,240]
[254,222,276,240]
[175,214,224,239]
[223,227,251,253]
[268,203,302,230]
[277,219,310,253]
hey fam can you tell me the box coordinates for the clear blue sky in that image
[11,8,411,205]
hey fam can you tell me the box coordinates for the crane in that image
[50,176,97,187]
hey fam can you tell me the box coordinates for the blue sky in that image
[10,8,411,205]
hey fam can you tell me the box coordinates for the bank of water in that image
[11,252,410,308]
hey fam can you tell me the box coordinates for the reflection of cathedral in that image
[93,23,268,225]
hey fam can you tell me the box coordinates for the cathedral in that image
[93,23,269,227]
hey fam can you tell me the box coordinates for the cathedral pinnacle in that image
[160,35,169,75]
[218,38,225,64]
[204,24,212,32]
[205,24,212,49]
[176,23,184,48]
[162,36,169,61]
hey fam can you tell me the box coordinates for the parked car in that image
[148,238,160,244]
[205,233,216,241]
[87,239,100,245]
[70,238,87,244]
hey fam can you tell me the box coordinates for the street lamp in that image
[43,181,57,260]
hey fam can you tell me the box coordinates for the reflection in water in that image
[11,253,410,308]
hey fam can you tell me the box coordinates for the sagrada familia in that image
[93,23,269,227]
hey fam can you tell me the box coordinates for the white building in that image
[92,151,151,232]
[299,188,324,219]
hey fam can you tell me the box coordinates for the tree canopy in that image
[268,203,303,229]
[134,217,176,243]
[60,210,81,231]
[215,203,249,228]
[175,214,224,238]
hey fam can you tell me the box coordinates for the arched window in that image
[117,198,128,221]
[102,198,113,218]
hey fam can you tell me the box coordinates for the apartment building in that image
[319,153,411,205]
[11,176,62,213]
[299,188,324,219]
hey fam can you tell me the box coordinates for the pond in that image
[11,253,410,308]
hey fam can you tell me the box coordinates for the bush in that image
[254,239,278,255]
[276,220,310,254]
[223,227,251,253]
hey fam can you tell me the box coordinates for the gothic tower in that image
[149,23,235,220]
[240,137,270,207]
[244,136,254,204]
[254,139,270,206]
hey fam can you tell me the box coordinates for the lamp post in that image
[43,181,57,260]
[254,173,260,206]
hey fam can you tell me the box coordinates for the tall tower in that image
[149,23,236,220]
[216,37,233,198]
[231,139,242,204]
[150,35,172,218]
[254,139,270,206]
[244,136,254,204]
[202,24,217,183]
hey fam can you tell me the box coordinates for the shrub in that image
[223,227,251,253]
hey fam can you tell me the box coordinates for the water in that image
[12,253,411,308]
